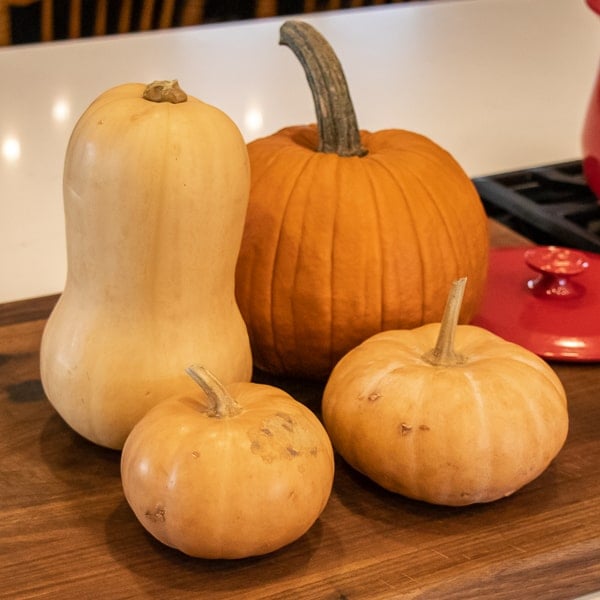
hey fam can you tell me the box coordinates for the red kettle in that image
[583,0,600,198]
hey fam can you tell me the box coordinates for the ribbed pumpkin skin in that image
[40,83,252,450]
[322,324,568,506]
[235,125,489,379]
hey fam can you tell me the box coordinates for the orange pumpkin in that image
[121,366,334,558]
[322,279,569,506]
[235,20,489,380]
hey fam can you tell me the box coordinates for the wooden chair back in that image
[0,0,404,46]
[0,0,205,45]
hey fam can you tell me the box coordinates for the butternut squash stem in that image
[279,20,367,157]
[185,365,242,418]
[143,80,187,104]
[422,278,467,367]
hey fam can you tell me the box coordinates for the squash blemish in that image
[400,423,412,436]
[145,505,166,523]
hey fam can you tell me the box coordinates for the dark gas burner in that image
[473,160,600,253]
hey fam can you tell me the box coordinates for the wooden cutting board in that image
[1,220,599,599]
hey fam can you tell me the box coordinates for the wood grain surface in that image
[1,221,599,599]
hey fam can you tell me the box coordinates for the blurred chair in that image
[0,0,410,45]
[255,0,389,17]
[0,0,205,45]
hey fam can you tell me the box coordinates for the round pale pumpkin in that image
[322,279,568,506]
[121,366,335,559]
[235,21,489,380]
[40,80,252,450]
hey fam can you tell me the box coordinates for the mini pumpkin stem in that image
[143,80,187,104]
[185,365,242,418]
[422,278,468,367]
[280,20,367,157]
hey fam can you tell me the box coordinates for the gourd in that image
[40,80,252,450]
[235,21,489,380]
[121,366,335,559]
[322,278,568,506]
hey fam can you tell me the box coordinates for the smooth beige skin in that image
[40,83,252,449]
[322,324,569,506]
[121,382,335,559]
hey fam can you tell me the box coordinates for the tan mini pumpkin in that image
[322,279,568,506]
[235,21,489,380]
[40,81,252,450]
[121,366,335,559]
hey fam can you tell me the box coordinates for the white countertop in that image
[1,0,599,303]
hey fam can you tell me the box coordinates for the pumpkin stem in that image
[185,365,242,418]
[143,80,188,104]
[280,20,367,157]
[422,278,468,367]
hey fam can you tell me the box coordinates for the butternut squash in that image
[40,80,252,449]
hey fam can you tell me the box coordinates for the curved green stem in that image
[280,20,367,157]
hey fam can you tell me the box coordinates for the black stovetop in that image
[473,160,600,253]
